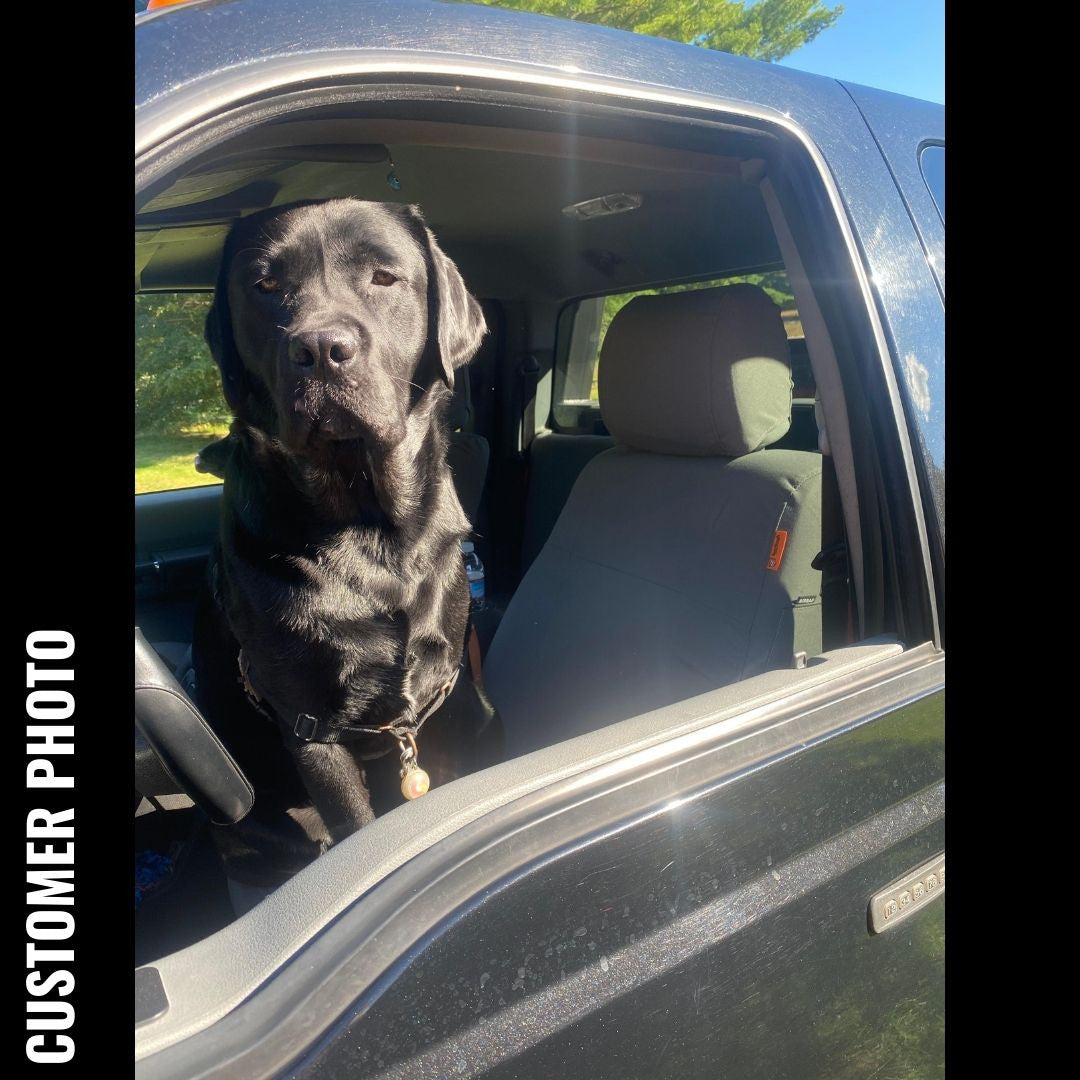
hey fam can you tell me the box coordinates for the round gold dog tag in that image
[401,764,430,800]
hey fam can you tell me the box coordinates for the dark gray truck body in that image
[135,2,944,1076]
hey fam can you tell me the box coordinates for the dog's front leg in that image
[287,740,376,845]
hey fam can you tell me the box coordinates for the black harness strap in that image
[237,648,462,747]
[293,666,461,745]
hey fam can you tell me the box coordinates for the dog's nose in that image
[288,329,359,372]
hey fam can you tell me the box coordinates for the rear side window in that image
[553,270,806,433]
[135,292,230,494]
[920,144,945,222]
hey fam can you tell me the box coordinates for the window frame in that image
[918,142,945,224]
[136,75,941,646]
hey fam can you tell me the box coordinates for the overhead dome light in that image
[562,193,643,220]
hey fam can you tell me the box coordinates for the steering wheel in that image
[134,628,253,824]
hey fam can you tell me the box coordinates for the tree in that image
[456,0,843,61]
[600,270,793,340]
[136,294,230,433]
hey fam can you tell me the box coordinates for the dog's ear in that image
[410,208,486,388]
[205,248,250,413]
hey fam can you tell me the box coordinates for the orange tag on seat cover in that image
[767,529,789,571]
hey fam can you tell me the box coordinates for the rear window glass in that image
[135,292,230,495]
[920,144,945,222]
[553,270,808,433]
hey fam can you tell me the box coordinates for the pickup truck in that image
[134,1,945,1076]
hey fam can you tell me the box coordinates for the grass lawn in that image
[136,429,229,494]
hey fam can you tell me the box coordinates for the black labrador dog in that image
[192,198,502,889]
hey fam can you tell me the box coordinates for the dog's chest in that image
[226,534,462,665]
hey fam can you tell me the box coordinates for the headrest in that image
[598,284,792,456]
[446,370,473,430]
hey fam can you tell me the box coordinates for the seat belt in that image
[519,353,540,453]
[814,454,855,649]
[466,622,485,691]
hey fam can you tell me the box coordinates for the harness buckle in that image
[294,713,320,741]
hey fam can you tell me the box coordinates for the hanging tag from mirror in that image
[386,152,402,192]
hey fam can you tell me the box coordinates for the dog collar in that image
[291,666,460,746]
[236,649,462,799]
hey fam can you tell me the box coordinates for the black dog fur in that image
[192,199,502,888]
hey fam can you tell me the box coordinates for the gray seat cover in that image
[485,284,823,757]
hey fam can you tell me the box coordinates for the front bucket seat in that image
[484,284,823,757]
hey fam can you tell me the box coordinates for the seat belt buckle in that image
[811,539,847,573]
[294,713,320,741]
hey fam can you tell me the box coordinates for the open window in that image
[134,80,938,1051]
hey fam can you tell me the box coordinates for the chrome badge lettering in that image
[869,854,944,934]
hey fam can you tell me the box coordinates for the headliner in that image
[136,116,783,300]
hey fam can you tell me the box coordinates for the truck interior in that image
[134,87,925,995]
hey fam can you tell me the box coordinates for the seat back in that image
[484,285,823,757]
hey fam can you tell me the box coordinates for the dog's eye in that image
[371,270,398,287]
[255,277,280,293]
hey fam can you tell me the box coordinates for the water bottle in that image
[461,540,486,609]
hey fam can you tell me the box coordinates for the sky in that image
[777,0,944,103]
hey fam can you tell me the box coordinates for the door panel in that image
[302,687,944,1079]
[135,486,222,646]
[135,649,942,1078]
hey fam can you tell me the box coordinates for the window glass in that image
[553,270,801,432]
[135,292,230,494]
[920,144,945,222]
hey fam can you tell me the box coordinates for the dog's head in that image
[206,199,486,454]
